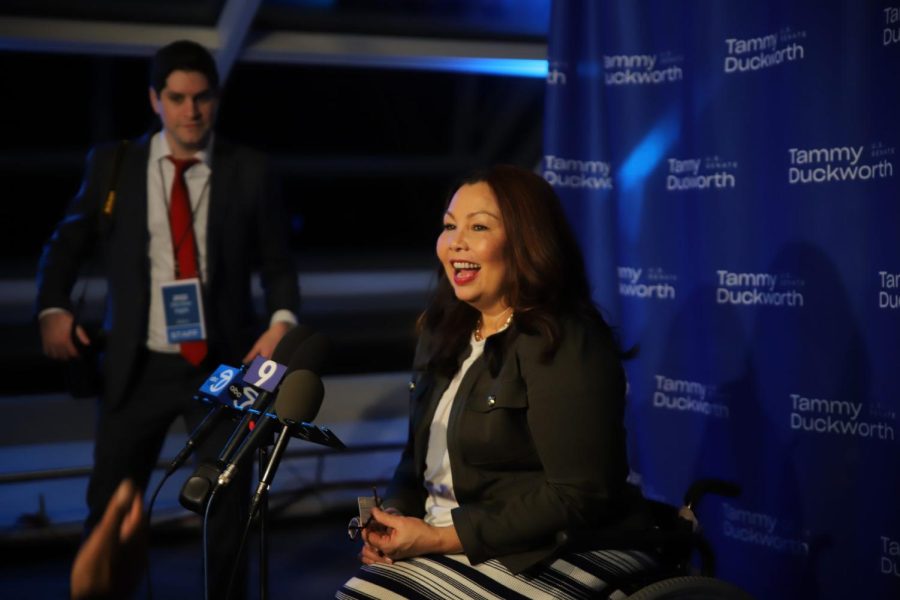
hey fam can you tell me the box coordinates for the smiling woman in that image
[437,181,509,324]
[338,165,659,599]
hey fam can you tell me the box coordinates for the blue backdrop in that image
[543,1,900,597]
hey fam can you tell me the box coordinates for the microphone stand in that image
[225,422,345,600]
[257,443,271,600]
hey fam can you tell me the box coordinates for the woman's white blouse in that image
[423,336,486,527]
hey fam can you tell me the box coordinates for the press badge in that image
[161,278,207,343]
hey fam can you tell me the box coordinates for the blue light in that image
[617,111,681,241]
[618,111,680,191]
[382,56,548,78]
[436,57,548,77]
[269,0,335,6]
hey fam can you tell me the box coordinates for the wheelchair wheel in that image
[624,575,754,599]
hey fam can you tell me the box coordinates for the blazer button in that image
[487,395,496,407]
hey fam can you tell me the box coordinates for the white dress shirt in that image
[423,336,486,527]
[41,131,297,352]
[146,132,212,352]
[146,132,297,352]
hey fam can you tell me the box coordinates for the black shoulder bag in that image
[66,140,129,398]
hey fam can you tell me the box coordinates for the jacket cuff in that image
[451,504,489,565]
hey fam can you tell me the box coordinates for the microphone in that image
[165,363,246,476]
[216,332,330,488]
[213,326,321,465]
[270,324,316,364]
[177,325,315,513]
[249,369,324,517]
[186,324,313,463]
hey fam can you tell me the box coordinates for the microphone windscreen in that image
[270,324,314,365]
[284,332,330,376]
[275,369,324,424]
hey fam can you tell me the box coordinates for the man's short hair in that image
[150,40,219,93]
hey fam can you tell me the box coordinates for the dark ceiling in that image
[0,0,550,267]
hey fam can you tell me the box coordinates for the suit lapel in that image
[206,140,232,288]
[116,136,151,271]
[102,135,150,406]
[443,331,514,462]
[446,354,487,442]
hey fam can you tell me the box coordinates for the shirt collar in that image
[149,130,213,167]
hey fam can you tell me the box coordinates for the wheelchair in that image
[557,479,755,599]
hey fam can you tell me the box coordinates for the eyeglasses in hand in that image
[347,486,382,540]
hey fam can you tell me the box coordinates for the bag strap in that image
[97,139,130,237]
[71,140,130,322]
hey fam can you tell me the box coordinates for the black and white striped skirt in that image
[336,549,658,599]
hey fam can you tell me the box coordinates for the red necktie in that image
[167,156,207,366]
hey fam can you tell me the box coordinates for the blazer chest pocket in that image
[460,380,538,468]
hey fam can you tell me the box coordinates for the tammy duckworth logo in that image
[789,392,896,442]
[546,60,568,86]
[542,154,614,190]
[878,269,900,310]
[720,503,809,557]
[715,269,805,308]
[723,26,806,74]
[884,6,899,46]
[650,373,730,419]
[788,142,895,185]
[666,155,738,192]
[603,50,684,86]
[882,534,900,579]
[617,266,678,300]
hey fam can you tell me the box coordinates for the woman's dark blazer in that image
[386,315,649,574]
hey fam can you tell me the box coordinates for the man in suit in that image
[36,40,300,598]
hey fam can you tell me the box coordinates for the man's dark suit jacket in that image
[36,133,300,407]
[386,315,650,574]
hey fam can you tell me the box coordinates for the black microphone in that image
[178,325,314,513]
[249,369,324,517]
[213,325,321,465]
[216,332,330,488]
[212,325,314,464]
[165,363,247,477]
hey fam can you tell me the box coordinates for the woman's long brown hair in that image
[420,165,615,377]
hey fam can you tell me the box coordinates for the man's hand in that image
[242,321,292,363]
[361,507,462,562]
[40,311,90,361]
[70,479,146,600]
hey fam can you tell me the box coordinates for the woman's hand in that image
[361,507,462,562]
[356,506,401,565]
[359,541,393,566]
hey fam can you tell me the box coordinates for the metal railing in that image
[0,441,404,485]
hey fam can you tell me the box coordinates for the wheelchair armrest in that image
[556,509,697,557]
[556,497,722,577]
[683,479,741,510]
[556,480,741,578]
